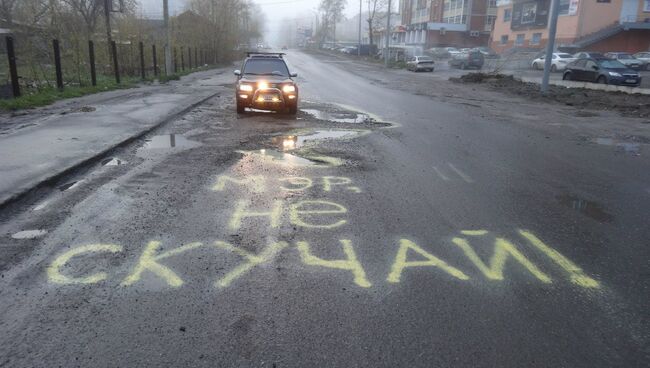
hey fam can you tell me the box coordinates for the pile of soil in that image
[451,73,650,118]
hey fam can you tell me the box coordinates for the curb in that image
[0,91,220,211]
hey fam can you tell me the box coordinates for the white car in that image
[531,53,576,72]
[632,52,650,70]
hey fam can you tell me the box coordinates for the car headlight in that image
[239,84,253,92]
[608,72,622,77]
[258,81,269,89]
[282,85,296,93]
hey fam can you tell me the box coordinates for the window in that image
[500,35,509,45]
[574,59,587,67]
[485,15,497,27]
[558,0,571,15]
[243,59,290,77]
[530,33,542,45]
[585,60,597,70]
[503,8,512,22]
[488,0,498,7]
[515,34,525,46]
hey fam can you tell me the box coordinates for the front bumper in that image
[237,87,297,110]
[608,76,642,87]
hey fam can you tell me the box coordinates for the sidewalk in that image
[0,68,231,207]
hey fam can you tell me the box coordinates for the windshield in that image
[243,59,290,76]
[418,57,433,62]
[598,59,628,68]
[558,54,573,59]
[616,54,632,59]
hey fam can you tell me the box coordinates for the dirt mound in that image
[452,73,650,118]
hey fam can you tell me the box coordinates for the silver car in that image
[406,56,435,72]
[632,52,650,70]
[604,52,643,70]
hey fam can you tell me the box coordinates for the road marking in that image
[213,241,288,288]
[48,244,123,284]
[121,241,203,287]
[387,239,469,282]
[432,166,450,181]
[447,163,474,183]
[297,239,371,288]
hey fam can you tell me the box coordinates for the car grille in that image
[623,74,638,78]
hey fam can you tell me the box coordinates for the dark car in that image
[234,52,299,114]
[448,49,484,69]
[562,57,642,87]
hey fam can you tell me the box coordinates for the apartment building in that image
[398,0,499,48]
[491,0,650,53]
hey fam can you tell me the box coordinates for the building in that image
[398,0,499,49]
[490,0,650,53]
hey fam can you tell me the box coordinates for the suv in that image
[448,49,484,69]
[406,56,434,72]
[234,52,299,114]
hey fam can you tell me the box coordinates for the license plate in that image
[625,79,636,83]
[262,94,273,101]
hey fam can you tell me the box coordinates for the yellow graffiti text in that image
[289,200,347,229]
[278,177,313,191]
[387,239,469,283]
[519,230,599,288]
[229,200,283,230]
[47,244,123,284]
[296,239,371,288]
[120,241,203,287]
[212,175,265,193]
[452,237,551,283]
[213,241,288,288]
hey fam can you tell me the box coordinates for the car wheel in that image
[551,64,557,72]
[597,76,607,84]
[286,103,298,115]
[533,62,539,70]
[236,101,245,114]
[562,72,570,80]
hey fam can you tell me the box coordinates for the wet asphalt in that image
[0,50,648,367]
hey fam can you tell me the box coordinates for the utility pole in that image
[164,0,172,75]
[541,0,560,94]
[358,0,362,56]
[103,0,113,61]
[384,0,391,67]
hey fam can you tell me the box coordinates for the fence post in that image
[152,44,158,77]
[6,36,20,97]
[180,46,185,71]
[111,41,120,84]
[173,47,178,73]
[139,41,145,80]
[88,40,97,86]
[195,48,198,68]
[52,39,64,91]
[188,47,192,70]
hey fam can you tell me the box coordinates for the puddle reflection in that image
[594,138,640,154]
[271,130,360,151]
[302,109,373,124]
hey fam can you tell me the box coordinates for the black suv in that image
[234,52,299,114]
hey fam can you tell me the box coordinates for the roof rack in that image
[246,52,285,58]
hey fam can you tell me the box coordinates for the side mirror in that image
[290,72,298,78]
[592,65,599,70]
[234,70,241,76]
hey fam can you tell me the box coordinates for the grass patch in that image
[0,77,139,111]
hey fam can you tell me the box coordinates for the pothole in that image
[271,129,363,151]
[238,149,317,166]
[557,194,613,223]
[594,138,640,154]
[302,109,374,124]
[11,229,48,239]
[137,134,201,155]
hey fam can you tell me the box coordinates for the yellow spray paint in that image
[212,175,265,193]
[322,176,352,192]
[213,241,288,288]
[47,244,123,284]
[461,230,489,236]
[452,237,551,283]
[296,239,371,288]
[518,230,600,288]
[387,239,469,283]
[278,177,313,191]
[289,200,347,229]
[121,241,203,287]
[229,200,283,230]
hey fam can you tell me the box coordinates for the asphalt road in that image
[0,50,648,367]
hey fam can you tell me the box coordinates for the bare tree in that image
[366,0,387,51]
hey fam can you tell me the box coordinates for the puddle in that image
[271,129,362,151]
[11,229,48,239]
[101,158,125,166]
[58,181,82,191]
[239,149,316,166]
[302,109,373,124]
[594,138,640,154]
[557,194,613,223]
[137,134,201,155]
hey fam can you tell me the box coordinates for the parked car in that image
[531,53,576,72]
[426,47,451,58]
[632,51,650,70]
[562,57,641,87]
[406,56,435,72]
[604,52,643,70]
[445,47,461,57]
[448,50,484,69]
[573,51,606,59]
[473,47,499,59]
